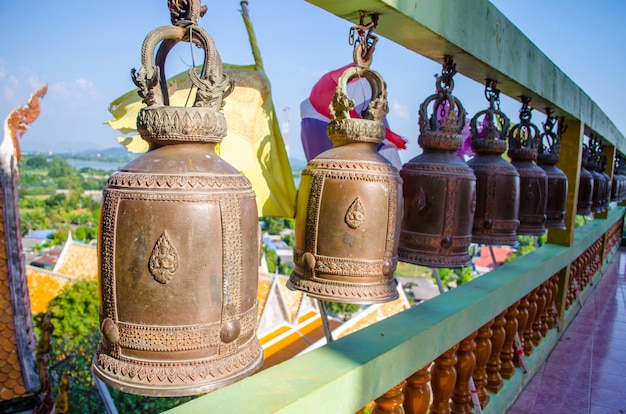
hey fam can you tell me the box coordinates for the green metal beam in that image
[305,0,626,153]
[166,207,624,414]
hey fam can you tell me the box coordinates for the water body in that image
[66,159,128,172]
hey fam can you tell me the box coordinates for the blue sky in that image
[1,1,625,164]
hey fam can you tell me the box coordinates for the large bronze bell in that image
[93,2,263,396]
[287,64,402,304]
[508,97,548,236]
[577,144,594,216]
[467,81,520,245]
[399,57,476,267]
[536,111,568,230]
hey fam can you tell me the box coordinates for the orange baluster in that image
[540,279,553,336]
[548,274,560,329]
[500,301,519,379]
[523,289,538,356]
[532,284,547,346]
[451,332,477,414]
[472,320,493,408]
[514,296,528,367]
[372,382,406,414]
[486,311,506,393]
[430,344,459,414]
[404,364,432,414]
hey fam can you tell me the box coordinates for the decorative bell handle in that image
[131,0,232,110]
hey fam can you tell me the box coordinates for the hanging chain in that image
[519,96,532,124]
[440,56,457,91]
[349,11,379,67]
[542,108,557,134]
[484,79,501,110]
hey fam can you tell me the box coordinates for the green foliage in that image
[74,225,97,242]
[24,154,49,169]
[323,301,360,316]
[40,280,194,412]
[264,244,278,273]
[47,157,75,179]
[48,228,69,246]
[45,193,68,209]
[284,217,295,229]
[435,267,474,288]
[260,216,296,235]
[278,263,293,275]
[281,232,295,248]
[20,210,51,235]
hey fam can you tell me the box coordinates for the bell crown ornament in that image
[418,57,466,150]
[92,0,263,396]
[536,109,561,165]
[508,97,541,160]
[470,79,511,154]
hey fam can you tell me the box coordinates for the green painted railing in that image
[166,207,625,413]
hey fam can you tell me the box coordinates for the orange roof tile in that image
[26,267,73,315]
[257,275,273,318]
[336,287,411,339]
[53,241,97,281]
[275,276,303,323]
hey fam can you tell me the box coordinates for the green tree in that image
[25,154,48,169]
[323,302,360,318]
[281,233,295,248]
[47,157,75,179]
[45,193,68,209]
[261,217,285,235]
[263,244,278,273]
[40,280,194,413]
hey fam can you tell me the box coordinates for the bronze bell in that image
[577,143,594,216]
[536,111,568,230]
[93,2,263,396]
[612,156,625,202]
[399,57,476,267]
[287,64,402,304]
[599,152,612,209]
[610,157,621,202]
[508,97,548,236]
[588,138,606,213]
[467,80,520,245]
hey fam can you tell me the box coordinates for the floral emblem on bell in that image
[149,231,179,284]
[345,197,365,229]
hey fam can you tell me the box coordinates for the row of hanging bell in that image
[93,0,263,396]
